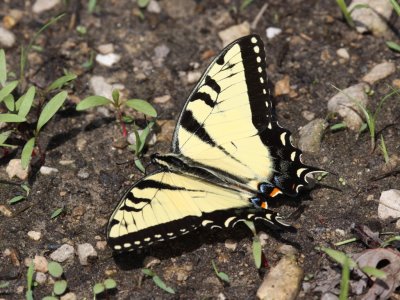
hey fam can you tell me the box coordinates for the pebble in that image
[96,241,107,250]
[154,94,171,104]
[59,160,74,166]
[335,229,345,236]
[301,110,315,121]
[40,166,59,175]
[147,0,161,14]
[361,62,396,84]
[153,44,170,68]
[349,0,393,38]
[0,27,16,48]
[327,83,369,131]
[77,169,90,179]
[336,48,350,60]
[218,22,251,47]
[298,118,328,153]
[76,138,87,151]
[393,79,400,88]
[274,75,291,96]
[143,256,161,268]
[3,10,23,29]
[35,272,47,284]
[97,43,114,55]
[266,27,282,40]
[6,159,28,180]
[89,76,113,99]
[32,0,61,14]
[321,293,339,300]
[187,71,202,84]
[77,243,98,265]
[95,53,121,67]
[27,231,41,241]
[277,245,298,257]
[60,293,77,300]
[224,239,237,251]
[258,231,269,247]
[0,205,12,217]
[161,0,195,19]
[378,189,400,220]
[50,244,75,263]
[33,255,48,273]
[257,256,303,300]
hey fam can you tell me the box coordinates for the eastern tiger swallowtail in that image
[107,34,322,252]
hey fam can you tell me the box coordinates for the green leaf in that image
[42,296,58,300]
[0,130,12,144]
[339,255,350,300]
[0,80,18,102]
[152,275,175,294]
[138,122,155,154]
[142,268,155,277]
[21,184,30,195]
[381,236,400,247]
[46,73,77,92]
[211,260,230,283]
[76,95,112,111]
[240,0,255,11]
[389,0,400,16]
[3,94,14,111]
[330,123,347,131]
[18,86,35,118]
[36,91,68,133]
[93,282,105,295]
[252,236,262,269]
[386,41,400,52]
[48,261,63,278]
[0,281,10,288]
[0,113,26,123]
[137,0,150,8]
[243,220,257,236]
[26,261,35,291]
[104,278,117,289]
[88,0,97,13]
[126,99,157,117]
[51,207,64,219]
[317,247,357,268]
[21,137,35,169]
[336,0,354,27]
[134,159,145,173]
[0,49,6,86]
[53,279,67,295]
[8,195,26,204]
[361,266,387,279]
[112,89,120,105]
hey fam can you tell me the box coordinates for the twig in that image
[251,3,268,30]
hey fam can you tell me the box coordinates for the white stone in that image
[95,53,121,67]
[187,71,202,84]
[89,76,113,99]
[33,255,48,273]
[378,189,400,220]
[6,159,28,180]
[218,22,251,47]
[224,239,237,251]
[147,0,161,14]
[77,243,98,265]
[0,27,16,48]
[153,44,170,67]
[153,95,171,104]
[298,119,328,153]
[35,272,47,284]
[27,231,42,241]
[32,0,61,14]
[60,293,77,300]
[40,166,59,175]
[266,27,282,39]
[362,62,396,84]
[336,48,350,60]
[50,244,75,263]
[97,43,114,54]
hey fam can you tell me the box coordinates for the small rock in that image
[32,0,61,14]
[50,244,75,263]
[266,27,282,40]
[218,22,251,47]
[274,75,291,96]
[336,48,350,60]
[147,0,161,14]
[217,293,227,300]
[77,243,98,265]
[96,241,107,250]
[335,229,345,236]
[27,231,41,241]
[40,166,59,175]
[33,255,48,273]
[258,231,269,247]
[301,110,315,121]
[97,43,114,55]
[127,129,157,146]
[378,189,400,220]
[349,0,393,38]
[0,27,16,48]
[76,138,87,151]
[77,169,90,179]
[60,293,77,300]
[393,79,400,88]
[35,272,47,284]
[224,239,237,251]
[277,245,298,256]
[153,44,170,68]
[187,71,202,84]
[143,256,161,268]
[257,256,303,300]
[0,205,12,217]
[298,118,328,153]
[89,76,113,99]
[321,293,339,300]
[327,83,369,131]
[161,0,195,19]
[362,62,396,84]
[6,159,28,180]
[154,94,171,104]
[59,160,74,165]
[95,53,121,67]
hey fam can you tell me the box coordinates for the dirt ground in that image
[1,0,400,299]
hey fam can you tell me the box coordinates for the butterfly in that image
[107,34,322,252]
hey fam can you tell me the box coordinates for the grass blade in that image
[253,236,262,269]
[21,137,35,169]
[18,86,35,118]
[46,73,77,92]
[0,130,12,144]
[126,99,157,117]
[8,195,26,204]
[76,95,112,111]
[3,94,14,111]
[389,0,400,16]
[152,275,175,294]
[36,91,68,133]
[212,260,230,283]
[386,41,400,52]
[339,256,350,300]
[0,113,26,122]
[361,266,386,279]
[0,49,6,86]
[336,0,354,27]
[0,80,18,102]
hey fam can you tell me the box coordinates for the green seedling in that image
[335,0,369,28]
[330,123,347,132]
[8,183,30,204]
[26,262,35,300]
[211,260,230,283]
[381,236,400,248]
[244,220,262,269]
[51,207,64,219]
[137,0,150,8]
[142,268,175,294]
[41,261,68,299]
[379,135,389,164]
[93,278,117,299]
[240,0,255,11]
[88,0,97,14]
[387,0,400,52]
